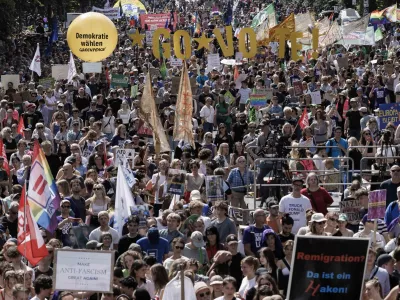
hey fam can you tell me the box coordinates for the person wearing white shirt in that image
[353,215,386,249]
[279,178,312,234]
[88,211,120,249]
[199,97,215,133]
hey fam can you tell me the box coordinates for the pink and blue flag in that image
[27,141,61,233]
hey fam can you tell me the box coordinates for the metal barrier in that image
[359,156,400,185]
[252,156,354,210]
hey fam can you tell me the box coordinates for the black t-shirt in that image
[278,233,295,244]
[0,216,17,238]
[198,92,215,105]
[108,98,122,117]
[46,154,62,179]
[346,110,362,130]
[73,95,91,112]
[232,122,248,142]
[65,195,86,222]
[118,234,144,254]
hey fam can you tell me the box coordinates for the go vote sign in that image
[287,236,369,300]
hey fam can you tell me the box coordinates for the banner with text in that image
[53,249,114,292]
[378,103,400,129]
[92,6,120,20]
[287,236,369,300]
[140,13,177,30]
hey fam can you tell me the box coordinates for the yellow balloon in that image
[67,12,118,62]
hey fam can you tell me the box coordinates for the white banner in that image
[82,62,102,73]
[92,6,120,20]
[53,249,114,292]
[52,65,69,80]
[145,30,154,44]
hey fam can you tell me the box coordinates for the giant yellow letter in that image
[290,31,303,61]
[213,26,234,57]
[152,28,171,59]
[173,30,191,60]
[275,28,289,59]
[238,28,257,59]
[311,28,319,59]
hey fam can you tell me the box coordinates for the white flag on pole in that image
[67,51,77,83]
[29,43,41,76]
[114,165,136,237]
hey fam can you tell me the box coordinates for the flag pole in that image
[23,181,27,271]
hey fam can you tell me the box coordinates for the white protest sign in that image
[235,73,247,89]
[92,6,120,20]
[235,52,243,63]
[82,62,102,73]
[207,53,220,73]
[1,75,20,90]
[52,65,69,80]
[116,149,135,169]
[170,58,183,67]
[310,91,322,104]
[53,249,114,292]
[145,30,154,44]
[66,13,81,28]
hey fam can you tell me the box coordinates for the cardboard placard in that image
[145,30,155,44]
[1,75,20,90]
[384,64,395,75]
[167,169,186,195]
[207,53,221,72]
[39,77,55,89]
[53,249,114,292]
[287,236,369,300]
[368,189,386,219]
[339,199,363,222]
[336,56,349,69]
[52,65,69,80]
[324,92,335,101]
[170,57,183,67]
[149,67,160,78]
[82,62,102,73]
[206,176,224,202]
[171,76,180,94]
[293,81,303,96]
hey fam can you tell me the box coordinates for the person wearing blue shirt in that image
[137,227,169,264]
[325,127,348,169]
[196,69,208,89]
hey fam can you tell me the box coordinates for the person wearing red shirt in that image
[301,172,333,215]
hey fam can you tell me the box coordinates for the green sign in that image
[111,74,129,88]
[38,77,55,89]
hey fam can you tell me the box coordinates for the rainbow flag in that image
[27,141,61,233]
[370,9,389,25]
[384,4,397,22]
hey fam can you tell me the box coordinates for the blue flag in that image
[45,17,58,56]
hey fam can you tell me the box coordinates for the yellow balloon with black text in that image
[67,12,118,62]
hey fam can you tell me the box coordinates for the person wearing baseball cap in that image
[279,177,312,234]
[209,275,223,298]
[353,214,385,249]
[136,226,169,264]
[335,213,354,237]
[182,231,209,268]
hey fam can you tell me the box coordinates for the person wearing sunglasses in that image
[194,281,212,300]
[163,237,187,272]
[353,214,386,249]
[380,165,400,207]
[305,213,330,236]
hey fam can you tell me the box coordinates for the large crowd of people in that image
[0,0,399,299]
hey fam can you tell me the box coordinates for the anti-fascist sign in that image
[53,249,114,292]
[287,236,369,300]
